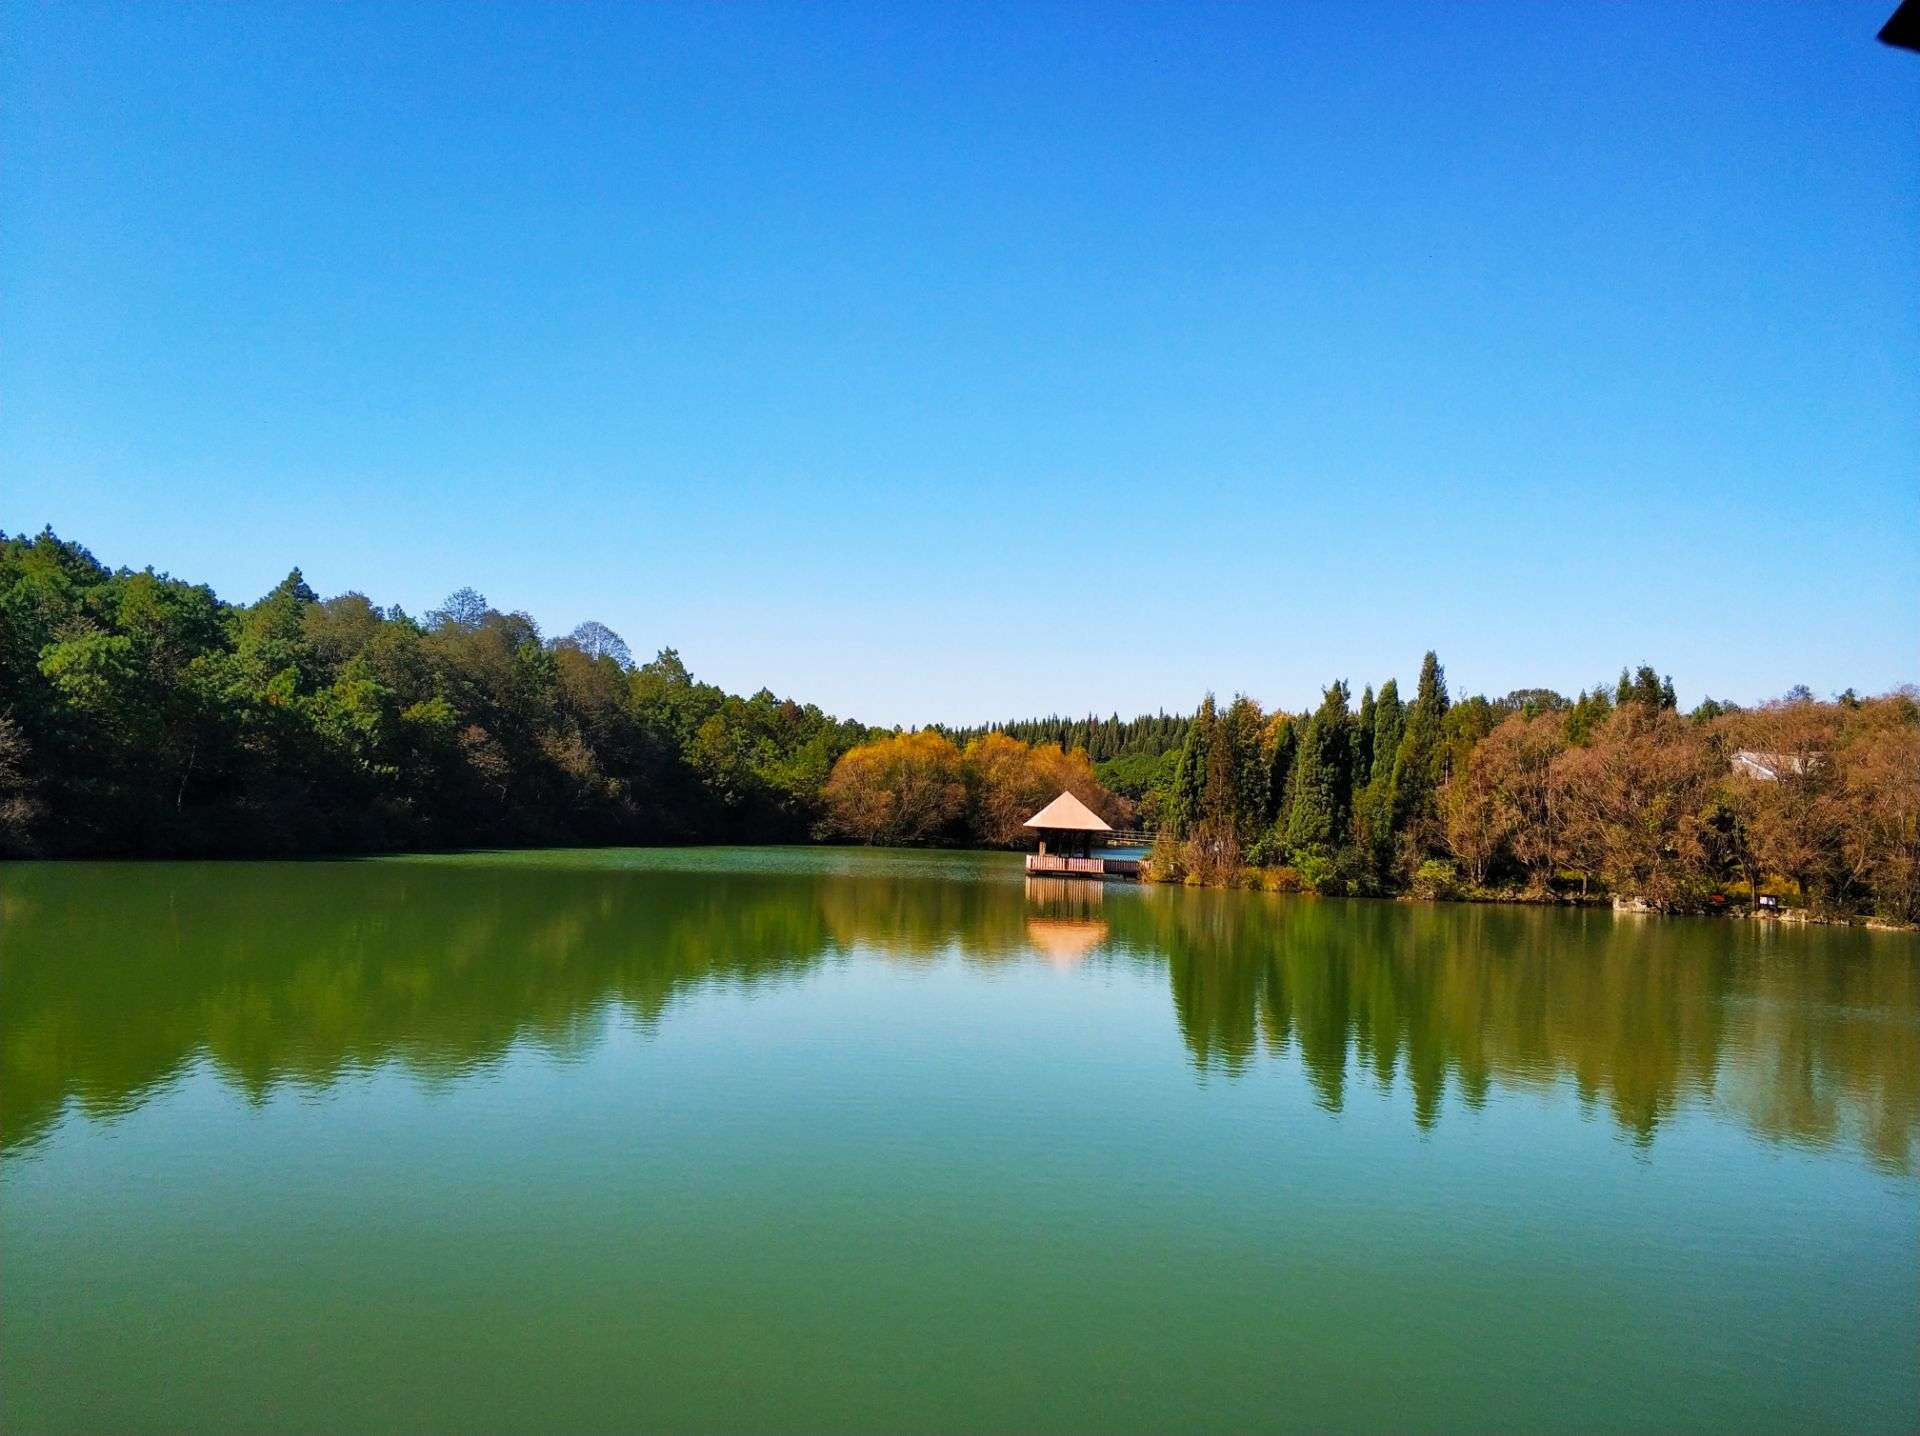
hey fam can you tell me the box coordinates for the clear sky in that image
[4,3,1915,727]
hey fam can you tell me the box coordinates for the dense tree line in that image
[942,711,1190,764]
[0,529,874,856]
[941,711,1190,811]
[1152,653,1920,922]
[820,729,1127,847]
[0,528,1138,859]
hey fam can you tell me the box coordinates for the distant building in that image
[1731,750,1823,782]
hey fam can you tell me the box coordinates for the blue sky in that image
[4,3,1914,726]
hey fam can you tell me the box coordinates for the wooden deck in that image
[1025,853,1142,881]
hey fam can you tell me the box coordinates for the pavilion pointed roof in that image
[1022,790,1112,832]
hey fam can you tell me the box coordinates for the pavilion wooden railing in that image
[1025,854,1142,878]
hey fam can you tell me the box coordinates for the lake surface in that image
[3,848,1916,1434]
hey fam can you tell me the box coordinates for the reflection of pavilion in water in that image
[1024,876,1109,966]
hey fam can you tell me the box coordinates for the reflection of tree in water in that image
[817,869,1028,964]
[2,863,1914,1171]
[1130,888,1917,1168]
[1,863,840,1153]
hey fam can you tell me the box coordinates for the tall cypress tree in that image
[1371,678,1404,793]
[1223,695,1269,844]
[1166,695,1216,839]
[1262,714,1298,832]
[1348,678,1403,882]
[1391,652,1449,842]
[1286,680,1353,852]
[1200,706,1240,848]
[1354,685,1376,787]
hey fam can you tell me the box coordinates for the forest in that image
[0,529,877,856]
[941,711,1189,807]
[1147,655,1918,923]
[2,527,1914,922]
[0,528,1137,859]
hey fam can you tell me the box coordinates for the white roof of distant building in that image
[1732,750,1821,780]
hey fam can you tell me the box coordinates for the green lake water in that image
[3,847,1916,1434]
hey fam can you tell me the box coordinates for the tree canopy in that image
[1151,650,1918,922]
[0,529,870,856]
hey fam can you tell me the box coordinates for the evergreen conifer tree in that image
[1223,695,1269,845]
[1166,695,1216,839]
[1371,679,1404,789]
[1390,652,1449,842]
[1350,677,1404,879]
[1354,684,1376,787]
[1631,665,1663,707]
[1286,681,1354,852]
[1564,686,1612,745]
[1262,715,1298,832]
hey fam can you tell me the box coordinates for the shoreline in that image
[12,837,1913,933]
[1133,866,1918,931]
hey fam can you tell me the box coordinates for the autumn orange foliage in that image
[822,730,1126,847]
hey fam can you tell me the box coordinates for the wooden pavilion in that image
[1022,791,1139,880]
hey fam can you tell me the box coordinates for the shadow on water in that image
[3,851,1916,1170]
